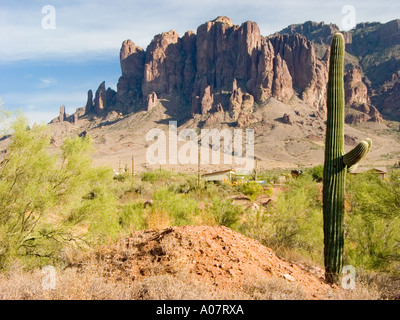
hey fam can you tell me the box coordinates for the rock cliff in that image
[79,16,399,123]
[280,19,400,121]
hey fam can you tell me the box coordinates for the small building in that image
[351,167,387,180]
[235,169,252,177]
[202,169,236,183]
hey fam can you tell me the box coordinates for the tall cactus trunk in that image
[323,33,372,285]
[323,33,346,284]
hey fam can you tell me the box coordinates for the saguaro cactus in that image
[323,33,372,284]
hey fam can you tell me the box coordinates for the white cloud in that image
[0,0,398,62]
[0,0,397,129]
[38,77,57,88]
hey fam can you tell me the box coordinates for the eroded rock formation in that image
[146,92,158,111]
[108,16,329,120]
[80,16,397,125]
[344,68,383,124]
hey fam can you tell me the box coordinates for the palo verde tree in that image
[0,114,119,268]
[322,33,372,284]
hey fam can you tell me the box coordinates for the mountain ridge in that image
[279,18,400,120]
[42,17,400,171]
[55,16,400,126]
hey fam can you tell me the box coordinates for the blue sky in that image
[0,0,399,125]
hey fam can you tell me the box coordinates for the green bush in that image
[141,169,174,182]
[309,165,323,181]
[168,175,199,194]
[209,198,243,229]
[119,202,147,232]
[236,181,263,200]
[113,171,131,182]
[239,176,324,263]
[272,180,323,258]
[152,188,200,226]
[345,171,400,272]
[239,171,400,273]
[264,187,273,197]
[0,115,119,269]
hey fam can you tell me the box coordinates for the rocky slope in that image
[280,19,400,121]
[92,225,337,299]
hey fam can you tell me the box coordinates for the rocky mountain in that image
[279,19,400,121]
[53,16,400,126]
[61,16,328,127]
[45,17,400,171]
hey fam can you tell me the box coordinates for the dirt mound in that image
[94,225,338,299]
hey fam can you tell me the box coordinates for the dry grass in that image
[240,274,308,300]
[0,261,385,300]
[0,264,238,300]
[145,209,172,230]
[0,263,134,300]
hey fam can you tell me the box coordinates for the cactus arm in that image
[343,138,372,170]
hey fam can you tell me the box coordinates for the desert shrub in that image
[113,171,131,182]
[141,187,243,229]
[236,181,263,200]
[264,187,274,197]
[0,115,119,269]
[209,197,243,229]
[257,169,287,184]
[238,170,400,273]
[240,175,324,263]
[132,180,153,196]
[168,175,199,194]
[119,202,147,232]
[151,188,200,226]
[141,169,174,182]
[168,175,227,199]
[306,165,323,181]
[271,179,323,257]
[345,171,400,272]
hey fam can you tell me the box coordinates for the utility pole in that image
[132,154,135,177]
[197,143,201,187]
